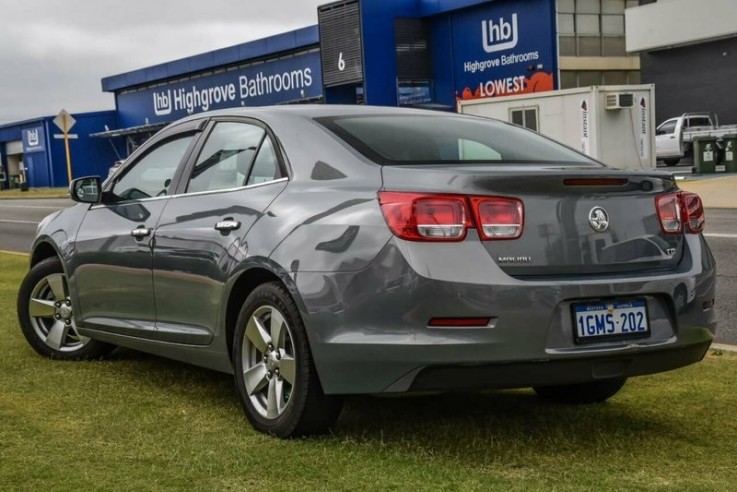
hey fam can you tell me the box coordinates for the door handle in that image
[214,220,241,232]
[131,227,152,238]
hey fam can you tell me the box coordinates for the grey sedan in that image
[17,106,717,437]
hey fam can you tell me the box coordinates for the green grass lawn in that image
[1,253,736,490]
[0,187,68,199]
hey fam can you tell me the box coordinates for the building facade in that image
[557,0,641,88]
[1,0,647,187]
[0,111,121,190]
[626,0,737,124]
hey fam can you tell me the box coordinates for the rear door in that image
[151,118,288,343]
[71,122,202,333]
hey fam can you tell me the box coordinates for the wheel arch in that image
[30,238,62,267]
[223,257,311,366]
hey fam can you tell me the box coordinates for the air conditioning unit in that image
[605,93,634,110]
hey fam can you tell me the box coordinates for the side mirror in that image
[69,176,102,204]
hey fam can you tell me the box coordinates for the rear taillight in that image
[680,191,705,233]
[655,191,705,234]
[378,192,524,242]
[378,192,470,241]
[470,197,524,240]
[655,193,682,234]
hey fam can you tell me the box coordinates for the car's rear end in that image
[305,110,717,396]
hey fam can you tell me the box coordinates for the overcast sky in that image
[0,0,324,123]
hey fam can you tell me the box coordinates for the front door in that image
[655,118,680,159]
[70,132,198,332]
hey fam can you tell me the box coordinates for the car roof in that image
[176,104,448,124]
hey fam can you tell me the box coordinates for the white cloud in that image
[0,0,324,122]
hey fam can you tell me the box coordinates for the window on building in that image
[560,70,642,88]
[557,0,633,57]
[510,107,539,132]
[560,71,578,89]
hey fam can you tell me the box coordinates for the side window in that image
[246,136,282,185]
[687,117,710,128]
[657,120,677,135]
[187,122,265,194]
[111,135,193,202]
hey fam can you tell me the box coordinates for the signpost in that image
[53,109,77,183]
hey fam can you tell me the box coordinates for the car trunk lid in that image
[381,164,683,277]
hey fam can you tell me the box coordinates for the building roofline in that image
[0,116,49,131]
[101,25,320,94]
[0,109,116,132]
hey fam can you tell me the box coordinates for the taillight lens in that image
[655,191,705,234]
[378,192,470,241]
[470,196,524,240]
[378,192,525,242]
[655,193,682,234]
[681,191,705,233]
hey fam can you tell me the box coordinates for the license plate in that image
[572,299,649,343]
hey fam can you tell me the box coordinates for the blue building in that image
[0,111,121,189]
[0,0,638,188]
[94,0,561,155]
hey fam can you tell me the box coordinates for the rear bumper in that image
[407,340,711,392]
[295,234,717,395]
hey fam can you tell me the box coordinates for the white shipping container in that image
[458,85,657,170]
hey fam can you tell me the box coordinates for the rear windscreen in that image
[315,114,598,166]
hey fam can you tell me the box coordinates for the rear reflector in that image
[428,317,491,327]
[378,192,470,242]
[470,196,524,240]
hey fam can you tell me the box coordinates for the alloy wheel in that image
[28,273,89,352]
[241,305,297,419]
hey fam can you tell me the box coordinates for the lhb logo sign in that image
[153,90,172,116]
[482,14,518,53]
[27,129,40,147]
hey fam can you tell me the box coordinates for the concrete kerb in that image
[711,343,737,354]
[0,250,29,257]
[0,194,69,200]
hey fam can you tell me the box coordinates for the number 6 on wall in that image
[338,52,345,71]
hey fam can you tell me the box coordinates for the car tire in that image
[17,257,115,360]
[663,158,680,166]
[233,282,342,438]
[533,378,626,404]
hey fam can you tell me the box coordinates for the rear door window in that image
[187,122,265,194]
[246,136,281,185]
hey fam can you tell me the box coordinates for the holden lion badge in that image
[588,206,610,232]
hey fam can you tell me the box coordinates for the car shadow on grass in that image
[98,347,688,458]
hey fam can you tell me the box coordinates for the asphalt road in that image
[0,198,74,252]
[1,197,735,343]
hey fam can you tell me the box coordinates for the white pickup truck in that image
[656,112,737,165]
